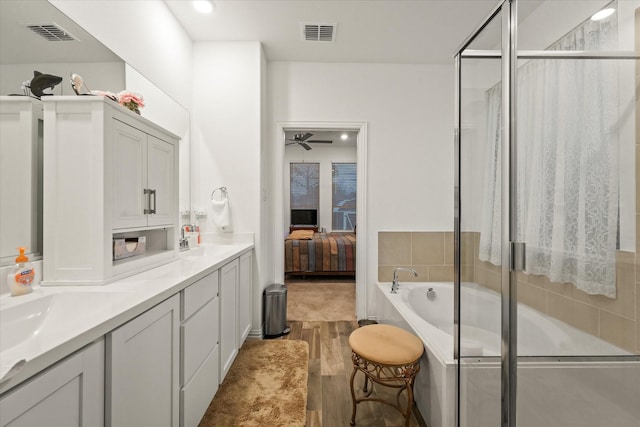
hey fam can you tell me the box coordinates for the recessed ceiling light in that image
[193,0,214,14]
[591,8,615,21]
[341,133,348,140]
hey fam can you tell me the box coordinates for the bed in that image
[284,230,356,276]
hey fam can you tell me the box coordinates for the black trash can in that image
[263,283,291,338]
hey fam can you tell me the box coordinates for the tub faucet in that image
[391,267,417,294]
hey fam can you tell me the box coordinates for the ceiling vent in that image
[26,23,78,42]
[301,23,336,42]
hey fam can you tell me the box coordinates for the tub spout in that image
[391,267,417,293]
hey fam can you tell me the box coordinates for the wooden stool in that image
[348,324,424,427]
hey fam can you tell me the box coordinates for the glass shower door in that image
[456,4,505,427]
[514,1,640,426]
[455,1,640,426]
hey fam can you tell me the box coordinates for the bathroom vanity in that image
[0,96,255,426]
[41,96,179,286]
[0,243,254,427]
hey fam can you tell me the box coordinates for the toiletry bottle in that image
[8,247,34,296]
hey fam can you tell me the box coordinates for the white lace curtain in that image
[479,14,619,297]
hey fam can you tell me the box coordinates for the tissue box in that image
[113,236,146,260]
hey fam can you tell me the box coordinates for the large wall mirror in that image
[0,0,191,267]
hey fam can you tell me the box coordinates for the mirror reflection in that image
[0,0,190,266]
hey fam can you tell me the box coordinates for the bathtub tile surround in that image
[378,231,639,353]
[378,231,473,283]
[475,233,638,353]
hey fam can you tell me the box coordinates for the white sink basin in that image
[0,290,131,353]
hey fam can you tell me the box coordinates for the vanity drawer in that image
[181,296,219,385]
[180,346,219,427]
[182,270,218,320]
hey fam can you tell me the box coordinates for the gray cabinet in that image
[106,294,180,427]
[0,339,104,427]
[238,251,253,344]
[180,272,220,427]
[220,259,239,382]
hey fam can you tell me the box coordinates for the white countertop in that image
[0,242,253,395]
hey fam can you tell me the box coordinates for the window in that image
[290,162,319,213]
[332,163,356,231]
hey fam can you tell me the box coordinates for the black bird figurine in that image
[28,71,62,98]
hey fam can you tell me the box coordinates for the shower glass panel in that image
[514,1,640,426]
[456,6,503,427]
[456,1,640,427]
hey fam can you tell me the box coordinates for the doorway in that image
[274,121,368,320]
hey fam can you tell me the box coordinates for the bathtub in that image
[376,282,640,427]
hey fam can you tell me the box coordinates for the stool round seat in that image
[349,324,423,365]
[348,324,425,426]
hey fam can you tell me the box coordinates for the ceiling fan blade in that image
[307,140,333,144]
[299,142,312,150]
[298,132,313,141]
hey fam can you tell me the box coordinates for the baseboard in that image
[248,327,263,339]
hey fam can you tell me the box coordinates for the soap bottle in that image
[8,247,35,296]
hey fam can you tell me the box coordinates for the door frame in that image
[274,121,368,320]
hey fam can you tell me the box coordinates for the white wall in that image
[49,0,192,109]
[192,41,265,334]
[0,62,125,97]
[284,144,357,232]
[269,61,454,315]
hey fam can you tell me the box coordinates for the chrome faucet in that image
[391,267,417,293]
[179,224,195,252]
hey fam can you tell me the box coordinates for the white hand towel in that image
[210,198,230,228]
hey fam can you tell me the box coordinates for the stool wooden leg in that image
[349,366,358,426]
[404,378,414,427]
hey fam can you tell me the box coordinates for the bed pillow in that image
[286,229,315,240]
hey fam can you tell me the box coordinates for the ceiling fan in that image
[285,132,332,150]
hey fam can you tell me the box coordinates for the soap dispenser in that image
[8,247,34,296]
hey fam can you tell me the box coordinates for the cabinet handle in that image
[150,189,156,214]
[143,188,151,214]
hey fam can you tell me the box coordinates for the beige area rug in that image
[199,340,309,426]
[286,280,356,321]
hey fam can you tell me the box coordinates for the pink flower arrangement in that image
[117,91,145,113]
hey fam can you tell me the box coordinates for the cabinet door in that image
[238,251,253,345]
[220,259,239,382]
[147,135,175,227]
[112,119,147,229]
[0,339,104,427]
[107,295,179,427]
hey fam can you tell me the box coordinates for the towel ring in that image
[211,186,228,201]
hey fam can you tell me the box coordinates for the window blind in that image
[332,163,357,231]
[290,163,320,209]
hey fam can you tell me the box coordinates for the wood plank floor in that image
[279,320,425,427]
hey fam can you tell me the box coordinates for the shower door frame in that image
[454,1,518,426]
[454,1,640,426]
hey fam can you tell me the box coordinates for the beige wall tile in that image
[637,214,640,253]
[378,265,410,282]
[544,280,573,298]
[428,266,454,282]
[547,293,599,337]
[410,266,429,282]
[637,283,640,353]
[599,310,636,353]
[411,232,445,265]
[460,232,475,266]
[378,232,411,265]
[484,270,502,293]
[444,232,454,265]
[570,259,636,319]
[461,266,474,283]
[474,265,486,286]
[518,282,547,314]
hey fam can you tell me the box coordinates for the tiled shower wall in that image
[378,231,639,353]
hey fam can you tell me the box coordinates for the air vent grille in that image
[301,23,336,42]
[27,23,78,42]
